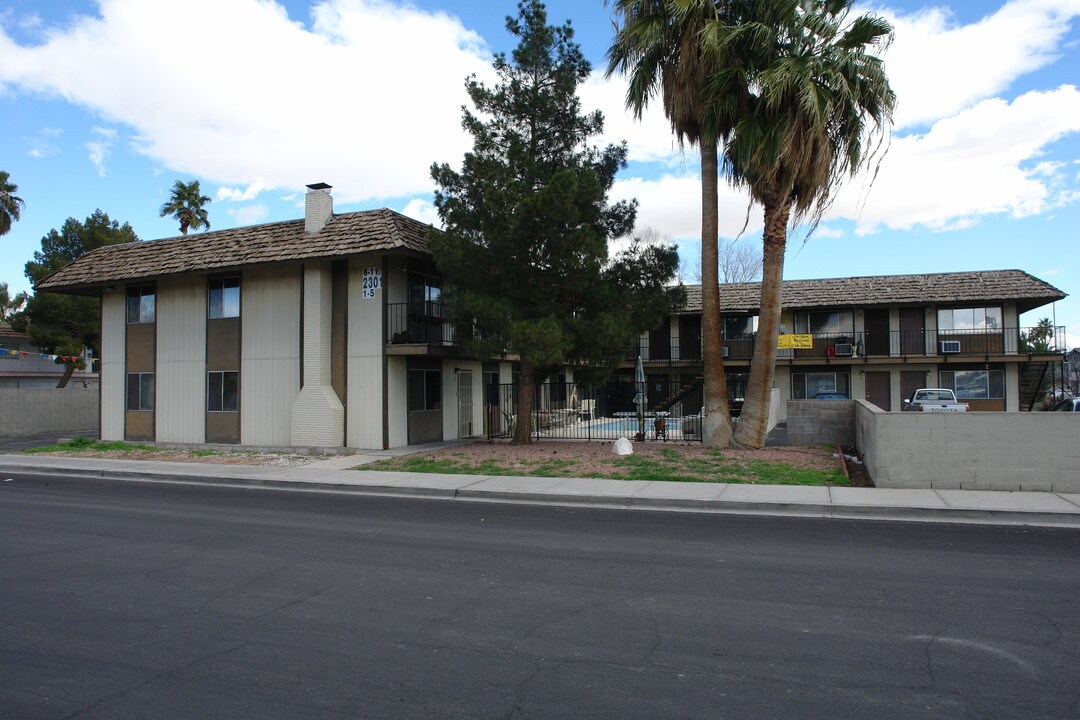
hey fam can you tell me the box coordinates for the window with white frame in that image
[126,284,155,324]
[794,311,853,335]
[208,276,240,319]
[939,369,1004,399]
[126,372,154,411]
[791,371,850,399]
[207,371,239,412]
[724,315,757,338]
[937,307,1002,332]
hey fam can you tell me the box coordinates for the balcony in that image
[627,326,1066,364]
[387,302,456,347]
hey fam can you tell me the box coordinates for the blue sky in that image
[2,0,1079,345]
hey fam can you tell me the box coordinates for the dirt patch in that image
[838,445,874,487]
[30,449,327,468]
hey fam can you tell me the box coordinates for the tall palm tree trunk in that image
[734,200,790,449]
[699,137,732,448]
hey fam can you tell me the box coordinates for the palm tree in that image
[0,170,26,237]
[607,0,734,448]
[705,0,896,448]
[159,179,211,235]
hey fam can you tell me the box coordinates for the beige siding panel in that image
[100,289,126,440]
[346,257,386,449]
[156,276,206,443]
[241,266,301,446]
[387,356,407,448]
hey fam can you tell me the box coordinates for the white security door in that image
[457,371,473,438]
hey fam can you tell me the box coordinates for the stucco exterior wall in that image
[854,400,1080,492]
[241,265,301,446]
[347,256,385,450]
[0,389,99,436]
[156,276,206,443]
[100,288,126,441]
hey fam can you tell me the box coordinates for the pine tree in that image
[430,0,681,443]
[16,210,139,387]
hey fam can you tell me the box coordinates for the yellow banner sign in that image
[777,334,814,349]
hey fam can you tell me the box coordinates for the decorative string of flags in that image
[2,348,93,364]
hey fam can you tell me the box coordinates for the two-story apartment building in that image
[35,184,516,449]
[632,272,1067,419]
[35,183,1067,449]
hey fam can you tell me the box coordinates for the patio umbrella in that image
[634,355,646,437]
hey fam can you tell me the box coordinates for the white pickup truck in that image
[903,388,969,412]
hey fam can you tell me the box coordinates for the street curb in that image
[4,461,1080,528]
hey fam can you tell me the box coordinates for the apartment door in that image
[863,308,890,356]
[457,370,474,438]
[901,371,927,407]
[900,307,925,355]
[865,371,891,410]
[679,315,701,360]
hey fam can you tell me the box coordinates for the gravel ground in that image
[26,449,329,467]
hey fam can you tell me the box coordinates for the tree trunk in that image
[513,358,535,444]
[733,200,791,449]
[699,137,733,448]
[55,363,75,389]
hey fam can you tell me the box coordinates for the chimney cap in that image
[306,182,332,191]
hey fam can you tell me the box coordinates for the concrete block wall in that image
[0,389,99,436]
[787,399,856,446]
[854,400,1080,493]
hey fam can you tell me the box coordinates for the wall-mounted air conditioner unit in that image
[721,347,729,357]
[940,340,961,354]
[833,343,854,357]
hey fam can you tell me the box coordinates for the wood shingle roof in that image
[679,270,1065,315]
[35,208,433,295]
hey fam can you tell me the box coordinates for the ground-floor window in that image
[408,368,441,411]
[939,369,1004,399]
[792,371,850,399]
[126,372,154,411]
[207,371,239,412]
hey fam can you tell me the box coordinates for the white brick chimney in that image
[305,182,333,233]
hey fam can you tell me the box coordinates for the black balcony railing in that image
[627,326,1066,362]
[387,302,456,346]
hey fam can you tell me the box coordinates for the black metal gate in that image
[484,380,702,442]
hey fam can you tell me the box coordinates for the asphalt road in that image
[2,473,1078,720]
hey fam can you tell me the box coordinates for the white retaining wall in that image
[854,400,1080,493]
[0,389,99,436]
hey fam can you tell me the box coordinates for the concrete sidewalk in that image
[2,452,1079,527]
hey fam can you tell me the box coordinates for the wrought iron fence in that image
[484,380,703,443]
[627,326,1067,361]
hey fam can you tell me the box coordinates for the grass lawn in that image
[365,443,850,486]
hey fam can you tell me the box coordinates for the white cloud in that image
[217,180,270,202]
[227,203,270,225]
[611,173,763,242]
[85,128,117,176]
[0,0,493,204]
[401,197,440,227]
[878,0,1080,129]
[833,86,1080,233]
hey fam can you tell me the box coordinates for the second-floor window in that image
[126,284,155,324]
[937,307,1002,332]
[724,316,757,338]
[208,276,240,319]
[794,311,853,335]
